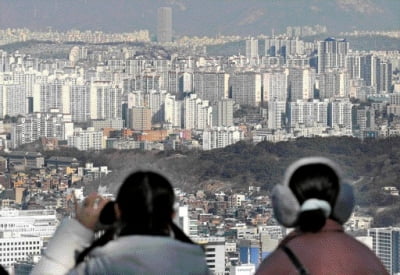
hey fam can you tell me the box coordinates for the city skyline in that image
[0,1,398,274]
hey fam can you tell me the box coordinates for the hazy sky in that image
[0,0,398,36]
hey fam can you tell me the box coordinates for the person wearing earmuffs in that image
[256,157,388,275]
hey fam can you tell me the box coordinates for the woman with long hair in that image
[32,171,209,275]
[256,157,388,275]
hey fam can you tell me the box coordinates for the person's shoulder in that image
[86,236,209,275]
[256,247,292,275]
[92,235,204,257]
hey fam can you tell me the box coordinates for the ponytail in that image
[170,223,194,244]
[298,198,331,232]
[75,228,115,265]
[297,209,327,232]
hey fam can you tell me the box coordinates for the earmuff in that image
[272,157,355,227]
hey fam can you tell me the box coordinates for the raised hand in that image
[73,192,108,230]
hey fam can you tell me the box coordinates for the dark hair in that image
[289,164,339,232]
[116,171,175,236]
[76,171,194,265]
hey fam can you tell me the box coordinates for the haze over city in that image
[0,0,399,35]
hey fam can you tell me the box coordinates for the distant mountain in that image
[0,0,398,36]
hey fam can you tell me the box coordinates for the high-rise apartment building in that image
[265,36,305,60]
[288,99,329,129]
[0,51,8,72]
[11,111,74,148]
[353,106,376,133]
[246,38,259,65]
[157,7,173,43]
[368,227,400,274]
[319,69,349,99]
[148,90,168,123]
[318,38,349,74]
[33,80,65,113]
[230,72,262,107]
[262,69,288,103]
[67,127,104,151]
[164,94,182,128]
[212,99,234,127]
[267,100,286,130]
[129,107,152,131]
[184,94,212,130]
[288,67,315,101]
[202,127,244,150]
[90,81,122,120]
[328,98,353,131]
[193,72,229,104]
[68,83,91,122]
[0,84,28,117]
[377,60,393,94]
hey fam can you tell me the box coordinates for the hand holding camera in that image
[74,192,109,231]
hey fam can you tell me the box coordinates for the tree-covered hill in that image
[25,136,400,226]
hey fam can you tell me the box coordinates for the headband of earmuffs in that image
[272,157,355,227]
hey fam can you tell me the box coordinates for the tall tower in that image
[246,38,259,65]
[318,38,349,74]
[157,7,172,43]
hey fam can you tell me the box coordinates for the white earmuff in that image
[272,157,355,227]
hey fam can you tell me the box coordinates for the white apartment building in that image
[67,127,104,151]
[90,81,122,120]
[202,126,244,150]
[0,209,58,269]
[0,233,42,269]
[368,227,400,274]
[288,66,315,101]
[0,84,28,117]
[32,79,65,113]
[328,99,353,131]
[288,99,329,129]
[230,72,262,107]
[124,90,147,108]
[173,206,190,236]
[192,237,225,275]
[267,100,286,130]
[262,69,288,103]
[164,94,182,128]
[184,94,212,130]
[11,111,74,148]
[0,209,58,239]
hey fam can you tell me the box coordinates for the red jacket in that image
[256,219,389,275]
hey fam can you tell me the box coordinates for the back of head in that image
[116,171,175,236]
[272,157,354,233]
[289,163,339,232]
